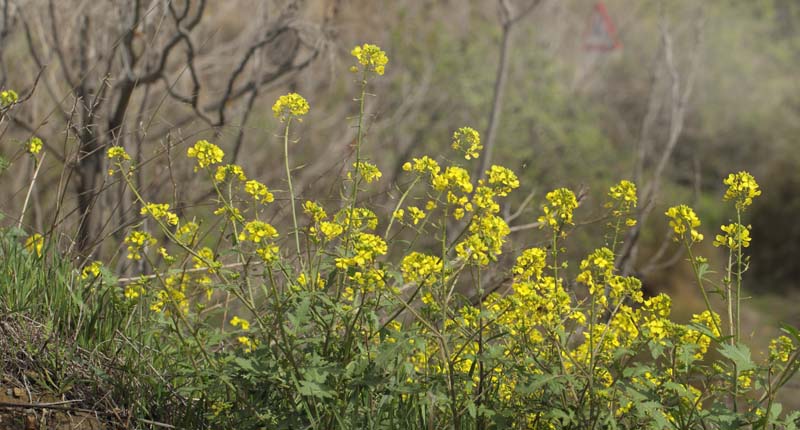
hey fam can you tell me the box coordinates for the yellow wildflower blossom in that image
[107,145,131,161]
[230,316,250,331]
[25,233,44,257]
[723,171,761,210]
[1,89,18,106]
[244,179,274,204]
[451,127,482,160]
[187,140,224,170]
[141,203,179,226]
[124,230,156,260]
[351,161,382,183]
[351,43,388,75]
[303,201,327,223]
[25,137,43,155]
[81,261,103,280]
[665,205,704,243]
[214,164,247,183]
[538,188,579,230]
[272,93,309,122]
[713,223,751,250]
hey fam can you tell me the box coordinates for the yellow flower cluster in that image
[451,127,482,160]
[713,223,751,250]
[296,272,325,290]
[402,156,440,176]
[351,43,388,76]
[665,204,704,243]
[513,247,548,281]
[25,233,44,257]
[485,165,519,197]
[335,232,387,269]
[214,164,247,183]
[770,335,794,363]
[193,247,220,274]
[244,180,274,204]
[312,221,343,241]
[124,230,156,260]
[351,161,382,183]
[432,166,473,194]
[407,206,425,225]
[150,274,189,315]
[538,188,579,231]
[303,200,328,223]
[238,220,279,262]
[607,179,638,226]
[230,315,251,331]
[81,261,103,280]
[176,221,199,244]
[335,207,378,231]
[141,203,179,226]
[723,171,761,210]
[187,140,224,170]
[401,252,442,285]
[272,93,309,122]
[0,89,18,107]
[107,146,131,161]
[26,137,43,155]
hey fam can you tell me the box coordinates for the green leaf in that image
[718,343,756,372]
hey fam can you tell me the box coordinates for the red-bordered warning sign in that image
[584,2,621,51]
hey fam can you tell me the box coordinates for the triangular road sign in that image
[584,2,621,51]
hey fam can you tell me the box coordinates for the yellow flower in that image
[432,166,473,194]
[392,209,404,221]
[214,164,247,183]
[408,206,425,225]
[335,232,387,269]
[124,230,157,260]
[237,336,257,353]
[538,188,579,230]
[238,220,279,244]
[451,127,482,160]
[25,137,43,155]
[665,205,704,243]
[404,156,440,176]
[351,161,382,183]
[723,171,760,210]
[713,223,751,250]
[244,180,274,204]
[303,200,328,223]
[485,165,519,197]
[124,284,145,300]
[513,247,548,281]
[335,207,378,231]
[401,252,443,285]
[230,316,250,331]
[193,247,220,273]
[770,335,794,363]
[81,261,103,280]
[317,221,343,240]
[351,43,388,76]
[107,146,131,161]
[187,140,224,170]
[25,233,44,257]
[141,203,179,226]
[272,93,309,122]
[176,221,200,244]
[1,89,18,107]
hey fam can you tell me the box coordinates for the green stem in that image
[684,244,723,337]
[284,117,304,271]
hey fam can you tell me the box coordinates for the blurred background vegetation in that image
[1,0,800,406]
